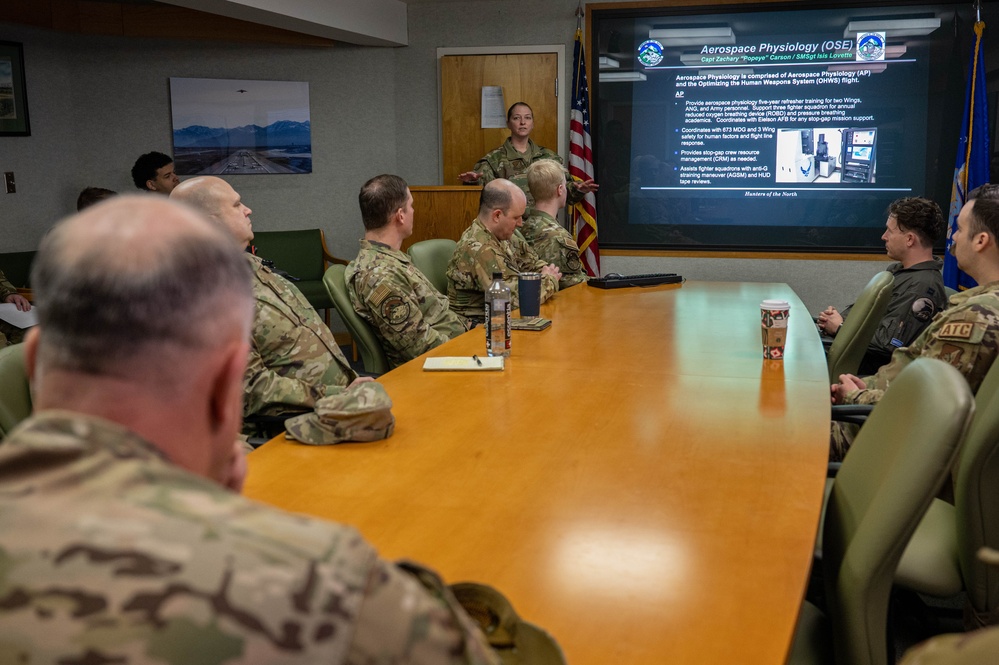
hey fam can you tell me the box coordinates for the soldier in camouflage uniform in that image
[458,102,598,208]
[447,179,562,321]
[830,188,999,461]
[173,177,362,418]
[346,174,471,369]
[523,159,589,289]
[0,196,500,664]
[0,268,31,348]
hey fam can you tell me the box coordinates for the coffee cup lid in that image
[760,299,790,310]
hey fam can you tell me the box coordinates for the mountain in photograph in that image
[173,120,310,148]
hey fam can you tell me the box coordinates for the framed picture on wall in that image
[0,41,30,137]
[169,77,312,175]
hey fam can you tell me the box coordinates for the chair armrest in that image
[320,229,349,266]
[831,404,873,427]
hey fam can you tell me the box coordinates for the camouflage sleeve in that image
[843,298,999,406]
[347,561,500,665]
[510,233,559,304]
[471,153,500,184]
[356,271,454,364]
[0,270,15,301]
[242,344,325,417]
[470,244,517,307]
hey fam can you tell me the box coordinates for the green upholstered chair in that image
[322,264,390,375]
[893,357,999,628]
[0,344,32,441]
[407,239,457,295]
[251,229,346,319]
[826,271,894,383]
[789,358,975,665]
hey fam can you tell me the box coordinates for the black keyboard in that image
[588,272,683,289]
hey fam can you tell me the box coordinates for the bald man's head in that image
[31,196,253,380]
[478,179,527,241]
[171,176,254,249]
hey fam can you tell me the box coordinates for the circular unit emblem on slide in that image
[856,32,886,61]
[637,40,664,67]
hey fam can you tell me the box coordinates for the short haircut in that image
[358,174,409,231]
[967,194,999,240]
[526,160,565,202]
[171,177,228,219]
[479,179,514,217]
[887,197,945,246]
[131,151,173,190]
[968,183,999,202]
[32,197,253,376]
[76,187,117,211]
[507,102,532,121]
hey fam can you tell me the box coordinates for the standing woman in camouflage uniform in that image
[458,102,598,208]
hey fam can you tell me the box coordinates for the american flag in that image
[569,27,600,277]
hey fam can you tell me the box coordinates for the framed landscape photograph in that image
[0,42,30,136]
[169,77,312,175]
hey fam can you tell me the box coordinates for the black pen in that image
[472,355,483,366]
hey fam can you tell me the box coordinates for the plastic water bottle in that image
[485,272,511,357]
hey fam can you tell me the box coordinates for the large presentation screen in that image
[592,1,985,252]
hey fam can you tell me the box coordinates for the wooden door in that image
[440,53,559,184]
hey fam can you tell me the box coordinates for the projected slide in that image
[593,2,978,251]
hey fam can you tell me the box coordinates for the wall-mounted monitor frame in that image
[590,1,990,252]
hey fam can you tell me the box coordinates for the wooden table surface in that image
[244,280,831,664]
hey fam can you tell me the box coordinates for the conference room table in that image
[244,280,832,664]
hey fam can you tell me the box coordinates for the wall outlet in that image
[3,172,14,194]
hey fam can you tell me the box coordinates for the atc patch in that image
[938,321,984,343]
[381,295,411,328]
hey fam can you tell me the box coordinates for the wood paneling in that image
[441,53,559,183]
[406,185,482,250]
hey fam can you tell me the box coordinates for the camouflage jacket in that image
[346,240,470,369]
[840,258,947,355]
[0,269,16,301]
[472,138,585,208]
[0,411,500,664]
[520,210,588,289]
[844,279,999,405]
[245,254,357,417]
[446,218,559,322]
